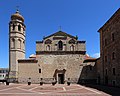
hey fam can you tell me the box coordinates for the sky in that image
[0,0,120,68]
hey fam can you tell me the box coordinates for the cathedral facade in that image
[9,10,87,84]
[18,31,86,84]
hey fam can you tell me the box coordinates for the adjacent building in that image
[0,68,8,82]
[82,55,97,84]
[98,8,120,86]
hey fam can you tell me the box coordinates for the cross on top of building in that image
[59,26,62,31]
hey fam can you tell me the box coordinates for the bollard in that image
[67,78,70,86]
[52,81,56,86]
[28,82,31,85]
[6,82,9,85]
[67,82,70,86]
[40,78,43,86]
[28,77,31,85]
[40,82,43,85]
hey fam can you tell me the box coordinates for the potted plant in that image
[6,81,9,85]
[5,76,10,85]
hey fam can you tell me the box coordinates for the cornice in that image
[9,31,25,37]
[18,59,38,63]
[36,51,86,55]
[10,49,25,53]
[10,36,25,41]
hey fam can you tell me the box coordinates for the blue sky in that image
[0,0,120,68]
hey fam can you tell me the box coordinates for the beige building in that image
[18,31,86,84]
[9,10,89,84]
[98,8,120,87]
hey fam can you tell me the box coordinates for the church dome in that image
[11,10,24,22]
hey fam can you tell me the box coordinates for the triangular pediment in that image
[44,31,76,39]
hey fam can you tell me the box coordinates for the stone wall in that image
[18,54,85,84]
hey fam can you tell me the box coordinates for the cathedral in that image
[8,8,120,87]
[8,10,88,84]
[18,31,86,84]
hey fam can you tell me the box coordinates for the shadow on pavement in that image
[82,84,120,96]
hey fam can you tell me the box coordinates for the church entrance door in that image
[58,74,64,84]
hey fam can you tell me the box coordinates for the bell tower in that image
[9,10,26,79]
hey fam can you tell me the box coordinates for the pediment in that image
[44,31,76,40]
[69,39,76,44]
[45,39,52,44]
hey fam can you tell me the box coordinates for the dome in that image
[11,10,24,22]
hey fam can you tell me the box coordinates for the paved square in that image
[0,84,110,96]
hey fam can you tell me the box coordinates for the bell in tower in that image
[9,9,26,81]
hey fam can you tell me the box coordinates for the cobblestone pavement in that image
[0,83,110,96]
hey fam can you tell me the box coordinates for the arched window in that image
[18,25,21,31]
[70,45,74,51]
[23,41,25,50]
[11,38,15,48]
[23,27,25,34]
[58,41,63,50]
[46,45,50,51]
[18,39,21,49]
[13,24,15,30]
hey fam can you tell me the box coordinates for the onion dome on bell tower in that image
[11,9,24,22]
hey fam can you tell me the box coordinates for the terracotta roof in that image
[44,31,76,39]
[83,54,97,63]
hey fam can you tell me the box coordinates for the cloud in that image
[92,53,100,58]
